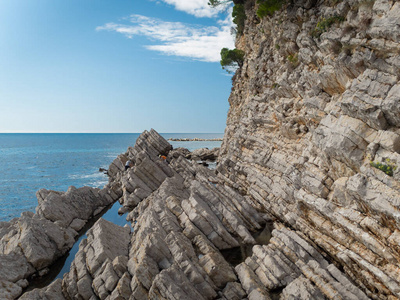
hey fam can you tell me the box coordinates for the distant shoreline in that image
[168,138,223,142]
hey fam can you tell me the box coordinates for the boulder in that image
[190,148,220,162]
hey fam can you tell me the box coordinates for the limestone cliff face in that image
[218,0,400,298]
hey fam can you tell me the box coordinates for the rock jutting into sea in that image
[170,147,220,162]
[0,183,121,299]
[3,0,400,299]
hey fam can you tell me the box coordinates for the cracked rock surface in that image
[0,183,121,299]
[7,0,400,298]
[20,128,378,300]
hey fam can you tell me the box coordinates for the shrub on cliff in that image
[257,0,285,18]
[220,48,245,71]
[208,0,245,7]
[370,160,397,177]
[232,3,246,35]
[311,15,345,38]
[208,0,247,35]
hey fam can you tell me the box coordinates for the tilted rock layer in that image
[217,0,400,298]
[0,179,121,298]
[51,130,267,300]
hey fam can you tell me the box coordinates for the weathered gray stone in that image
[6,3,400,297]
[61,218,130,300]
[2,214,75,271]
[0,253,33,284]
[190,147,220,161]
[382,83,400,127]
[0,280,22,300]
[85,219,130,276]
[19,279,65,300]
[36,185,114,228]
[313,115,376,170]
[69,218,87,232]
[112,255,129,278]
[109,272,131,300]
[281,275,326,300]
[148,265,210,300]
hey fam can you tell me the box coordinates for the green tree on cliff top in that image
[208,0,232,7]
[208,0,245,7]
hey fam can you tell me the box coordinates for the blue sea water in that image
[0,133,223,222]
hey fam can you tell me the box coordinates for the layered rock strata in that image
[189,147,220,162]
[107,129,174,215]
[7,0,400,298]
[170,147,220,164]
[0,184,121,299]
[21,129,375,300]
[217,0,400,298]
[53,131,265,299]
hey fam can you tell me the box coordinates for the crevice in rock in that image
[221,221,274,267]
[269,286,284,300]
[220,247,244,267]
[22,200,123,294]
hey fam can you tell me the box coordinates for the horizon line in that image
[0,132,225,134]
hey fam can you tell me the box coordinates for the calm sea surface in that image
[0,133,223,222]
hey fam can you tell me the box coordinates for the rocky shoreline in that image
[0,182,121,299]
[2,129,261,299]
[0,129,377,299]
[2,0,400,299]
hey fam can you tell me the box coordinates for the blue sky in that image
[0,0,234,133]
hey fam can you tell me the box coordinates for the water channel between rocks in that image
[24,200,129,293]
[22,146,219,294]
[24,202,274,298]
[26,202,273,294]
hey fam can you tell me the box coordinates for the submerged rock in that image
[190,147,220,162]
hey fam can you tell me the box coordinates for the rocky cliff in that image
[218,0,400,298]
[4,0,400,299]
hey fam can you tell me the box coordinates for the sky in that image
[0,0,235,133]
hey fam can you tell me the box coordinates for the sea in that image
[0,133,223,223]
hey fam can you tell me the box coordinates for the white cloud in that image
[97,13,235,62]
[153,0,225,18]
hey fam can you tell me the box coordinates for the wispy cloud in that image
[96,14,234,62]
[152,0,224,18]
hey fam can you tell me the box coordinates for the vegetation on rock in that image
[256,0,285,18]
[208,0,247,35]
[311,15,345,38]
[208,0,230,7]
[233,3,246,35]
[220,48,245,71]
[370,160,397,176]
[287,53,299,67]
[208,0,246,7]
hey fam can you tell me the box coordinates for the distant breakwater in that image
[168,137,223,142]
